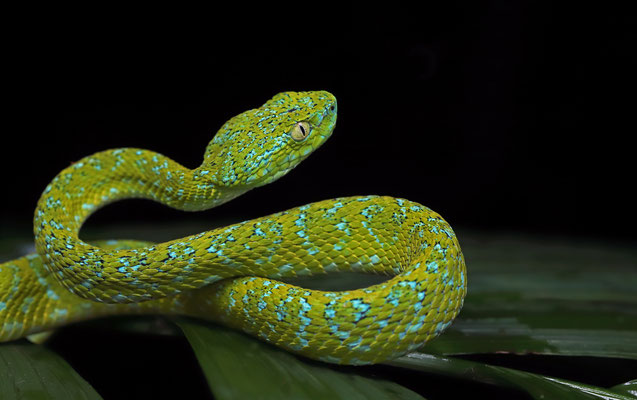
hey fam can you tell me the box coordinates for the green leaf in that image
[177,319,424,400]
[421,321,637,359]
[388,353,635,400]
[611,380,637,397]
[418,233,637,359]
[0,342,102,400]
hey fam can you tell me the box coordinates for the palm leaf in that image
[420,232,637,359]
[389,353,635,400]
[178,319,425,400]
[0,342,102,400]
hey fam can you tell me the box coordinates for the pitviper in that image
[0,91,466,365]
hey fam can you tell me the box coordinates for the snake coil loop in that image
[0,91,466,365]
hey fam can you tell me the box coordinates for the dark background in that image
[3,2,635,243]
[2,3,636,399]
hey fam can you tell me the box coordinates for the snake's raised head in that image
[203,91,337,189]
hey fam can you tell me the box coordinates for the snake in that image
[0,91,466,365]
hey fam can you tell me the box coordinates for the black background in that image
[2,3,636,399]
[3,2,635,243]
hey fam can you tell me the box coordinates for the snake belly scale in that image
[0,91,466,365]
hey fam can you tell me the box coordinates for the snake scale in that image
[0,91,466,365]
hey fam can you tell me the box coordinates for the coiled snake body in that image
[0,91,466,365]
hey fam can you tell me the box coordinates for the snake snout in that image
[317,94,337,134]
[327,99,337,115]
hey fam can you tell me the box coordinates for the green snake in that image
[0,91,466,365]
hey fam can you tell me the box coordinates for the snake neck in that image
[34,148,242,237]
[32,148,250,302]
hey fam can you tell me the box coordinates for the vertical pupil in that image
[299,124,306,135]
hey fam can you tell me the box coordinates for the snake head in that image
[203,90,337,189]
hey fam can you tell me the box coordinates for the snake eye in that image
[291,122,310,142]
